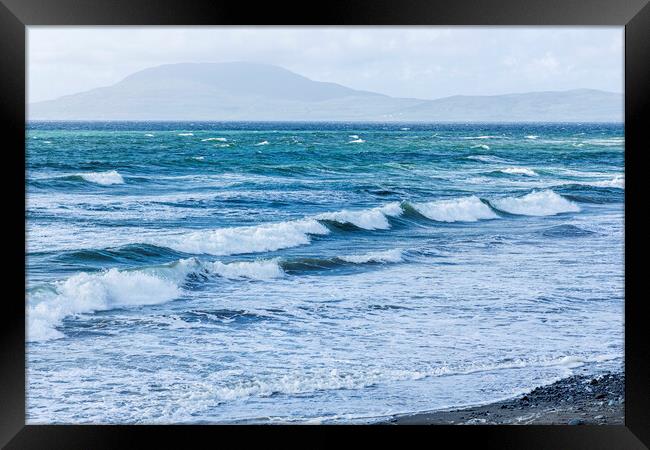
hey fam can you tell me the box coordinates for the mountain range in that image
[29,62,623,122]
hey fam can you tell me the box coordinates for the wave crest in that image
[575,175,624,189]
[316,203,403,230]
[208,260,283,280]
[411,196,498,222]
[491,190,580,216]
[78,170,124,185]
[499,167,538,176]
[158,219,330,256]
[27,257,289,342]
[339,249,403,264]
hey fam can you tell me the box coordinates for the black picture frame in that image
[1,1,648,448]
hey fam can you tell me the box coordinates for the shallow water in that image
[26,122,624,423]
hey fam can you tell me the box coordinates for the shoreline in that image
[379,372,624,425]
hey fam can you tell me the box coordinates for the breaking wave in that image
[158,219,330,256]
[570,175,624,189]
[411,196,498,222]
[491,190,580,216]
[316,202,403,230]
[338,249,403,264]
[78,170,124,185]
[27,257,287,342]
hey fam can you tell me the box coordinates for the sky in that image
[27,27,623,103]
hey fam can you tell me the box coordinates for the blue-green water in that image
[26,122,624,423]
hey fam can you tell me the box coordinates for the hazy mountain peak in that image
[29,63,623,122]
[115,61,382,102]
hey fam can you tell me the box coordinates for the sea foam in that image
[412,196,498,222]
[491,190,580,216]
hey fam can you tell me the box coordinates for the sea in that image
[26,121,624,423]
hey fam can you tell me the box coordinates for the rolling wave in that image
[53,193,584,263]
[280,249,404,273]
[27,257,287,342]
[28,248,407,342]
[564,175,624,189]
[31,170,126,187]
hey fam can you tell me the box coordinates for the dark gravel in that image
[381,372,624,425]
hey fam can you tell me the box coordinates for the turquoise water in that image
[26,122,624,423]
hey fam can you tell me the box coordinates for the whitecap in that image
[460,135,500,140]
[201,137,227,142]
[158,219,330,256]
[316,202,403,230]
[412,196,498,222]
[583,138,624,146]
[471,144,490,150]
[585,175,625,189]
[255,141,269,146]
[564,175,624,189]
[78,170,124,185]
[466,155,505,163]
[178,132,194,136]
[339,249,403,264]
[348,139,365,144]
[208,260,284,280]
[27,262,192,342]
[491,190,580,216]
[525,135,539,140]
[26,257,285,342]
[499,167,538,176]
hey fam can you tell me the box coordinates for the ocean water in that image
[26,122,624,424]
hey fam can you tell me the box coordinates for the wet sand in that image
[381,373,624,425]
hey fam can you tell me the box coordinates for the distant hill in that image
[29,62,623,122]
